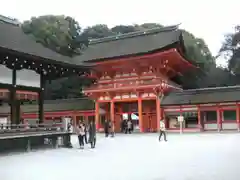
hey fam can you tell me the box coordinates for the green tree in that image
[81,24,114,39]
[21,15,218,97]
[22,15,88,57]
[111,25,136,34]
[219,26,240,75]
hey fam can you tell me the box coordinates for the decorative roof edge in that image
[168,85,240,95]
[0,15,20,26]
[89,24,180,45]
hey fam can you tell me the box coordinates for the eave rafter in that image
[0,51,89,80]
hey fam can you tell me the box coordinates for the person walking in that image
[89,121,96,148]
[83,123,88,144]
[159,119,167,142]
[104,120,110,137]
[77,123,85,149]
[110,121,115,137]
[127,120,132,134]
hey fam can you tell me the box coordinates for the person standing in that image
[127,120,132,134]
[104,120,110,137]
[89,121,96,148]
[110,121,115,137]
[83,123,88,144]
[66,122,73,148]
[159,119,167,142]
[77,123,85,149]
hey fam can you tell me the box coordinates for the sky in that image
[2,0,240,66]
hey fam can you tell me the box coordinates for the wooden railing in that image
[0,123,64,134]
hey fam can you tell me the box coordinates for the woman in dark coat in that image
[88,121,96,148]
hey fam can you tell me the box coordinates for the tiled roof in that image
[161,86,240,106]
[0,15,88,67]
[75,25,184,62]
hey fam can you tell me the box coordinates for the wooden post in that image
[38,74,45,124]
[236,104,240,131]
[10,69,17,125]
[110,100,115,133]
[138,97,143,132]
[95,100,100,130]
[197,105,202,131]
[72,112,77,128]
[179,106,184,133]
[217,107,221,132]
[156,96,161,131]
[110,100,115,122]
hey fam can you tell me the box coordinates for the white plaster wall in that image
[204,123,218,130]
[222,123,238,130]
[187,124,198,128]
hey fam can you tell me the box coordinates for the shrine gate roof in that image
[0,15,88,67]
[161,85,240,106]
[75,25,186,62]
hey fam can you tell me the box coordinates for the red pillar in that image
[236,104,240,131]
[110,100,115,131]
[197,105,202,131]
[138,97,143,132]
[156,97,161,131]
[95,100,100,130]
[217,107,222,132]
[72,113,77,128]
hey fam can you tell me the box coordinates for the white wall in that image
[0,65,40,87]
[222,123,238,130]
[204,123,218,130]
[16,69,40,87]
[0,65,12,84]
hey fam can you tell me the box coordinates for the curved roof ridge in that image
[168,85,240,96]
[0,14,20,26]
[89,24,180,45]
[183,85,240,92]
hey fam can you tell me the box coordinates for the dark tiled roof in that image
[161,86,240,106]
[0,16,87,67]
[75,25,183,62]
[0,98,94,114]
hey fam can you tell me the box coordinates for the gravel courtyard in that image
[0,133,240,180]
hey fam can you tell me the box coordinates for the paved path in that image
[0,133,240,180]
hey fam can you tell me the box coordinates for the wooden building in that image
[161,86,240,132]
[0,98,102,126]
[81,25,197,132]
[1,15,239,133]
[0,15,90,126]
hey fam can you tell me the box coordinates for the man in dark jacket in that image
[83,123,88,144]
[88,121,96,148]
[104,120,110,137]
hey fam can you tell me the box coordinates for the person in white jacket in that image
[159,119,167,142]
[77,123,85,149]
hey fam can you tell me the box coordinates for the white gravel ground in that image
[0,133,240,180]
